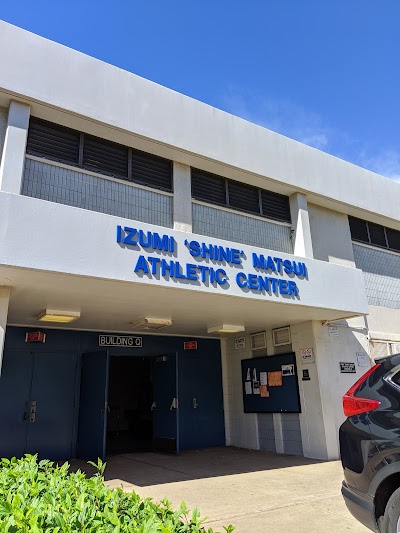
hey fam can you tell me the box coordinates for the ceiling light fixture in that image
[207,324,245,334]
[131,317,172,330]
[37,309,80,323]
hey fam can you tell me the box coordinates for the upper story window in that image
[191,168,291,223]
[26,118,173,192]
[349,216,400,253]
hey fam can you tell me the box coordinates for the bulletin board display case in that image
[241,352,301,413]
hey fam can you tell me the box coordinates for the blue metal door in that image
[152,353,179,454]
[26,353,79,460]
[179,353,225,449]
[0,351,33,458]
[77,350,109,461]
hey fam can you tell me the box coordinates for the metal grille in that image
[386,228,400,252]
[131,149,172,192]
[83,135,128,178]
[349,215,400,254]
[349,217,369,242]
[27,117,172,193]
[228,180,259,214]
[191,169,226,205]
[27,118,80,165]
[261,190,291,223]
[369,222,387,248]
[191,168,291,223]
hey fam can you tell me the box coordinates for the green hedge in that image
[0,455,235,532]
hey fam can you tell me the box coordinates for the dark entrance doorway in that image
[106,357,154,454]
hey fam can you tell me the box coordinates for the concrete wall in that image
[0,107,7,161]
[311,318,370,456]
[2,21,400,228]
[309,204,355,266]
[22,158,173,228]
[221,329,303,456]
[192,203,293,253]
[353,244,400,309]
[221,337,259,450]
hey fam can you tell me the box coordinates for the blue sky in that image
[2,1,399,180]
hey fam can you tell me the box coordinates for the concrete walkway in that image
[73,447,368,532]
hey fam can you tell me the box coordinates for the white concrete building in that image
[0,21,398,461]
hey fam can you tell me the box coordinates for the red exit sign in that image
[25,331,46,343]
[184,341,198,350]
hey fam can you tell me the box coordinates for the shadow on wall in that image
[68,446,323,488]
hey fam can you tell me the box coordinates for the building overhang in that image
[0,192,368,336]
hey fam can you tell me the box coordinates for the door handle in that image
[170,397,179,410]
[193,398,199,409]
[29,401,36,423]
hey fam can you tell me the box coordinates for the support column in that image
[172,161,192,232]
[289,192,314,258]
[291,320,339,460]
[0,287,10,377]
[0,101,30,194]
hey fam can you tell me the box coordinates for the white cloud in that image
[221,88,400,183]
[357,149,400,182]
[222,90,331,150]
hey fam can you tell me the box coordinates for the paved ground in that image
[72,447,368,532]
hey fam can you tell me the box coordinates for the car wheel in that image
[382,487,400,532]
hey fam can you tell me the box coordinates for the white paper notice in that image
[253,381,260,395]
[245,381,252,395]
[260,372,268,385]
[282,364,295,377]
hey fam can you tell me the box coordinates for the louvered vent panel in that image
[131,149,172,192]
[83,135,128,178]
[250,332,267,350]
[261,190,291,223]
[386,228,400,252]
[228,180,260,214]
[348,217,369,242]
[272,326,291,347]
[191,169,226,205]
[368,222,387,248]
[27,118,80,165]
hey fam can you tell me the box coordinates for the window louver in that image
[368,222,387,248]
[83,135,128,178]
[261,190,291,222]
[26,117,173,194]
[349,217,369,242]
[250,332,267,350]
[131,149,172,192]
[191,169,226,205]
[349,216,400,254]
[26,118,80,165]
[386,228,400,252]
[191,168,291,223]
[228,181,259,214]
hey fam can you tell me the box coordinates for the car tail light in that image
[343,364,381,417]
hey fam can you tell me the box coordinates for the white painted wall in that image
[1,21,400,227]
[0,101,30,194]
[289,193,313,258]
[308,204,355,267]
[0,287,10,375]
[221,336,259,449]
[0,106,7,161]
[0,192,368,316]
[173,162,192,232]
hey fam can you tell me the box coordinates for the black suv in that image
[340,354,400,532]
